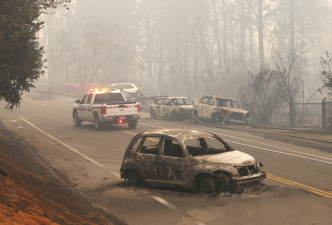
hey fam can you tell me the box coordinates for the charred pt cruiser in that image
[120,129,266,193]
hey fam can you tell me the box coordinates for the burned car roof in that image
[201,95,237,101]
[141,128,215,140]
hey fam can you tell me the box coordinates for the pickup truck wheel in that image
[93,114,102,130]
[73,111,82,127]
[199,176,216,193]
[128,120,137,129]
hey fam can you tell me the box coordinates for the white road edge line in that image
[19,116,203,224]
[139,122,332,165]
[19,116,111,172]
[152,196,205,225]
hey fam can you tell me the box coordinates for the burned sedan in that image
[193,95,249,125]
[120,129,266,193]
[150,97,193,121]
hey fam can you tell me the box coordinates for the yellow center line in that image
[267,174,332,199]
[23,98,46,107]
[121,130,332,199]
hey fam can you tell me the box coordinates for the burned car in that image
[120,129,266,193]
[193,95,249,124]
[150,97,193,121]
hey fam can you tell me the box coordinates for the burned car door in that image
[196,97,209,118]
[135,135,162,183]
[157,137,191,186]
[162,98,172,118]
[154,98,164,118]
[200,96,215,119]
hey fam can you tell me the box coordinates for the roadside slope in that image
[0,121,111,225]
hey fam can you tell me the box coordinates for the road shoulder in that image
[0,120,113,224]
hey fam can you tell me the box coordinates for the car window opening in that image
[93,93,125,104]
[185,137,232,156]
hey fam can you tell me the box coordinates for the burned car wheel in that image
[211,113,222,124]
[199,176,216,193]
[150,109,157,119]
[171,112,180,121]
[124,170,140,185]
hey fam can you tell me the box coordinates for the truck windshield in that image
[94,93,125,103]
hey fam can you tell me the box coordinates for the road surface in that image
[1,95,331,225]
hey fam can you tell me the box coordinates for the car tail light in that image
[101,106,106,115]
[135,104,140,112]
[118,119,123,124]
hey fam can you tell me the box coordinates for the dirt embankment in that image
[0,122,110,225]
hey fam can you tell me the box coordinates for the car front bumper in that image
[232,171,266,185]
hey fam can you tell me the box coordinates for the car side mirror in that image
[75,100,81,104]
[259,162,264,167]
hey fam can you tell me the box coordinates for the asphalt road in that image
[1,95,332,225]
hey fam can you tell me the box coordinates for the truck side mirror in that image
[75,100,81,104]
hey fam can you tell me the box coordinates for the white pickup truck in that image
[72,89,140,130]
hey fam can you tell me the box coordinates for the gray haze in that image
[39,0,332,102]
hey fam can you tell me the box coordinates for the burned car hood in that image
[198,150,255,166]
[178,105,193,110]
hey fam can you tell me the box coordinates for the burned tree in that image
[240,68,288,124]
[320,51,332,94]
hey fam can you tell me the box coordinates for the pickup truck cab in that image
[73,89,140,130]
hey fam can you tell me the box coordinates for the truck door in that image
[77,94,88,119]
[81,93,93,121]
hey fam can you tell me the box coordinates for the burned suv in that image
[120,129,266,193]
[193,95,249,124]
[150,97,193,121]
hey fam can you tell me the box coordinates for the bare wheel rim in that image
[199,177,216,193]
[150,110,156,119]
[211,114,220,124]
[126,170,139,185]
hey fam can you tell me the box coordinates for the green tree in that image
[0,0,66,109]
[0,1,43,109]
